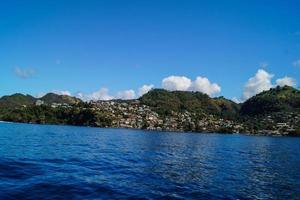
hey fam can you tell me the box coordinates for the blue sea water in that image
[0,122,299,200]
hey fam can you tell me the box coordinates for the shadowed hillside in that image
[240,86,300,116]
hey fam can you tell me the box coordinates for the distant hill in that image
[40,93,81,105]
[0,93,36,109]
[240,86,300,116]
[2,86,299,119]
[0,93,82,110]
[139,89,240,119]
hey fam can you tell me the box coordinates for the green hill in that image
[40,93,81,105]
[139,89,240,119]
[0,87,299,135]
[0,93,82,110]
[0,93,36,109]
[240,86,300,116]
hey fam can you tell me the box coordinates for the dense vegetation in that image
[40,93,81,105]
[0,93,100,126]
[0,93,35,109]
[240,86,300,116]
[0,93,81,110]
[139,89,240,119]
[0,103,113,127]
[0,86,299,135]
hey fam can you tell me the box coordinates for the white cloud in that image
[162,75,221,96]
[36,92,46,98]
[241,69,298,101]
[242,69,274,101]
[190,76,221,96]
[276,76,297,87]
[76,88,114,101]
[293,60,300,68]
[232,97,241,104]
[162,76,192,91]
[138,84,154,96]
[14,67,35,79]
[116,90,136,100]
[75,87,138,101]
[52,90,71,96]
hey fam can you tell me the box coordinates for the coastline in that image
[0,121,12,123]
[1,120,297,137]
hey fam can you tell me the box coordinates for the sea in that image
[0,122,299,199]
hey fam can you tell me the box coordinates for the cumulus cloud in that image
[116,90,136,100]
[190,76,221,96]
[76,88,114,101]
[276,76,297,87]
[138,84,154,96]
[242,69,298,101]
[162,76,192,91]
[162,75,221,96]
[242,69,274,101]
[293,60,300,68]
[14,67,35,79]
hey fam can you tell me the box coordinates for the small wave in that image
[0,121,13,123]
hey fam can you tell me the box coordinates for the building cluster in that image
[252,112,300,135]
[33,99,299,135]
[90,100,245,133]
[35,100,72,108]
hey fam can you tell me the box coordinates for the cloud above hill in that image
[162,76,192,91]
[190,77,221,96]
[241,69,297,101]
[74,74,222,101]
[76,88,114,101]
[138,84,154,96]
[116,90,136,100]
[34,71,296,103]
[162,75,221,96]
[276,77,297,87]
[37,74,222,101]
[242,69,274,101]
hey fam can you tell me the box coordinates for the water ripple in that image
[0,123,299,199]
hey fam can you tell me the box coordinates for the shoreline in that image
[1,120,297,137]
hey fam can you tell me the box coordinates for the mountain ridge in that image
[0,93,82,109]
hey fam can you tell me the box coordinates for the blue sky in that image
[1,0,299,101]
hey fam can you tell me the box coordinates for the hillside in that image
[0,86,299,135]
[0,93,82,110]
[139,89,240,119]
[240,86,300,116]
[0,93,36,109]
[40,93,81,105]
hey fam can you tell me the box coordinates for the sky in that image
[1,0,300,102]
